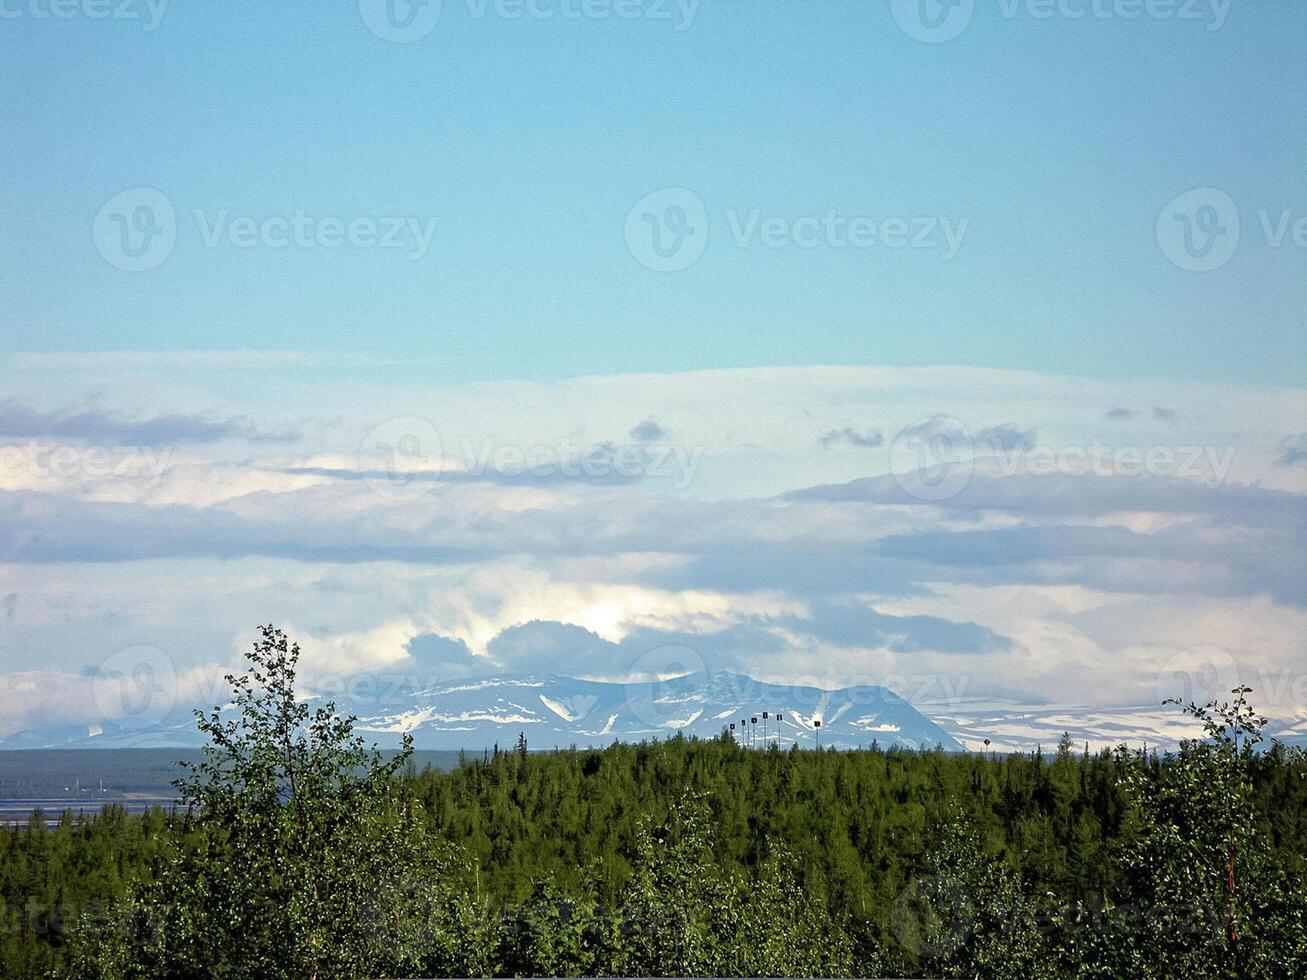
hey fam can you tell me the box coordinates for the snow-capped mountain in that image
[0,671,964,752]
[923,698,1307,754]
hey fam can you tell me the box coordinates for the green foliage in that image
[890,809,1058,979]
[70,626,482,980]
[494,793,857,978]
[712,841,860,977]
[1,629,1304,979]
[1062,687,1307,979]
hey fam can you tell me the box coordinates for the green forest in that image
[2,627,1305,979]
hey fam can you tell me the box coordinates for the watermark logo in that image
[1156,187,1240,272]
[92,188,175,272]
[559,693,599,719]
[1155,644,1239,707]
[358,416,444,501]
[889,415,975,501]
[892,874,976,957]
[623,644,707,728]
[626,190,968,271]
[891,0,975,42]
[625,187,709,272]
[94,193,439,270]
[91,645,177,728]
[359,0,442,42]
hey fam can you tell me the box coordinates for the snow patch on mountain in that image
[665,709,703,729]
[539,695,577,722]
[1,671,966,752]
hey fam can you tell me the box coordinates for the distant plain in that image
[0,749,466,824]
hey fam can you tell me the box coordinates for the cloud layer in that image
[0,400,300,446]
[0,359,1304,740]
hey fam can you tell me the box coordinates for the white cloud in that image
[0,360,1303,739]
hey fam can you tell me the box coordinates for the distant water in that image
[0,798,182,828]
[0,749,467,824]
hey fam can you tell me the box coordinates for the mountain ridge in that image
[0,670,965,752]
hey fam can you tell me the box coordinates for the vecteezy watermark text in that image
[356,416,706,500]
[891,0,1230,43]
[358,0,697,43]
[887,414,1237,502]
[464,0,696,28]
[93,188,439,272]
[625,188,970,272]
[0,441,174,485]
[194,210,437,260]
[459,435,704,487]
[0,0,167,30]
[991,440,1236,484]
[724,209,969,257]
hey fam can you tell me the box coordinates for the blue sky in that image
[1,2,1305,747]
[2,0,1304,383]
